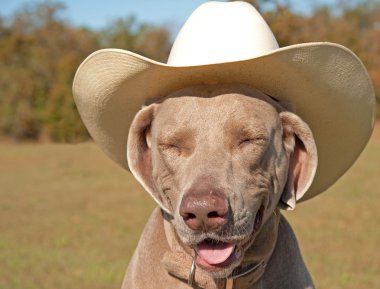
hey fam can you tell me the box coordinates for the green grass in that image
[0,124,379,289]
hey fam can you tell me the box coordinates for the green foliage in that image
[0,1,378,142]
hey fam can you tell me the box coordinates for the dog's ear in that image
[127,104,169,211]
[278,111,318,210]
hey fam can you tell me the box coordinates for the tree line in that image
[0,1,379,142]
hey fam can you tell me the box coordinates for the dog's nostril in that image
[183,213,196,221]
[207,211,221,218]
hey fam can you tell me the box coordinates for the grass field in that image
[0,123,379,289]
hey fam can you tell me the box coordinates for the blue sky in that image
[1,0,339,32]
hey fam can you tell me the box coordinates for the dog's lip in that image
[252,205,265,235]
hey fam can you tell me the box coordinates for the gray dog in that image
[122,84,317,289]
[72,2,375,289]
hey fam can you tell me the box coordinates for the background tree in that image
[0,2,170,142]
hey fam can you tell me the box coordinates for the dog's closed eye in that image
[157,128,195,157]
[159,143,183,155]
[226,122,268,151]
[238,136,267,149]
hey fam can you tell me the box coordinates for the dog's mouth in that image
[195,205,264,272]
[196,239,237,271]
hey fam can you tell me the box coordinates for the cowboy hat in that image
[72,1,376,201]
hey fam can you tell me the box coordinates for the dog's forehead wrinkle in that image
[156,125,195,143]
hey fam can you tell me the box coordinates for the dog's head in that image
[127,84,317,277]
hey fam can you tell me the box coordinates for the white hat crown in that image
[167,1,279,66]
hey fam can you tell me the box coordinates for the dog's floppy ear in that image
[127,104,169,212]
[278,111,318,210]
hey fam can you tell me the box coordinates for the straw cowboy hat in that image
[73,1,375,201]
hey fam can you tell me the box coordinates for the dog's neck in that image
[161,210,281,289]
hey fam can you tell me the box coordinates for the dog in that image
[122,84,317,289]
[72,2,375,289]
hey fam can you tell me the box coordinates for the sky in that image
[1,0,338,33]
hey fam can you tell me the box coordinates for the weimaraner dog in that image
[122,84,317,289]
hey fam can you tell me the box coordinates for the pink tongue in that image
[197,241,235,265]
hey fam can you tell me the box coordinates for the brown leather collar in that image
[161,210,280,289]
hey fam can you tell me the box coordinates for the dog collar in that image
[230,259,267,279]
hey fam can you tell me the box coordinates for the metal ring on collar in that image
[188,251,197,286]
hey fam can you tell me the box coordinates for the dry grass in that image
[0,143,154,289]
[284,122,380,288]
[0,123,379,289]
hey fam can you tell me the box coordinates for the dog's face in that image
[127,84,317,277]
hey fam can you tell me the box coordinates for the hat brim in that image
[73,42,376,201]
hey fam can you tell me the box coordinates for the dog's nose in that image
[179,190,228,231]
